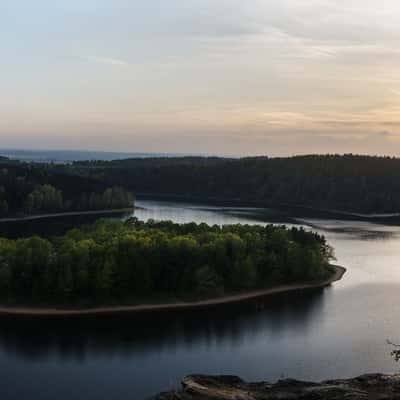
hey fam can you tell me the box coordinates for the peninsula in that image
[0,219,338,316]
[0,265,345,317]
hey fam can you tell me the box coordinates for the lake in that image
[1,199,400,399]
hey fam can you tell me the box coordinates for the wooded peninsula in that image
[0,158,134,217]
[0,219,334,307]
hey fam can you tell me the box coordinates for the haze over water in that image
[1,200,400,399]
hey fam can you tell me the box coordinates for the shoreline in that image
[152,373,400,399]
[0,208,134,223]
[136,194,400,224]
[0,265,346,317]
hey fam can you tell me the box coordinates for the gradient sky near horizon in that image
[2,0,400,156]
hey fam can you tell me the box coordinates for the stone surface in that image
[150,373,400,399]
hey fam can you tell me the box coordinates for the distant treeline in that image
[73,154,400,213]
[0,219,333,305]
[4,154,400,215]
[0,161,134,217]
[22,185,134,214]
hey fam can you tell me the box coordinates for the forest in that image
[73,154,400,214]
[4,154,400,216]
[0,160,134,217]
[0,219,333,305]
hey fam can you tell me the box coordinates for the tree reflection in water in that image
[0,288,326,362]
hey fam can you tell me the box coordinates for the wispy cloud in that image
[86,56,128,66]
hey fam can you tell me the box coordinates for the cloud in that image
[5,0,400,156]
[86,56,128,66]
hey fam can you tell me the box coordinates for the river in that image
[1,199,400,399]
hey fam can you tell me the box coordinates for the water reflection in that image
[0,289,325,362]
[299,219,400,241]
[1,200,400,400]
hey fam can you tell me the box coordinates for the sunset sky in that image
[2,0,400,156]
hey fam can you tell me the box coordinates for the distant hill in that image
[4,153,400,214]
[73,154,400,214]
[0,149,198,164]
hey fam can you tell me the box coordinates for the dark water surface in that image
[1,200,400,399]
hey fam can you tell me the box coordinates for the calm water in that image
[2,200,400,399]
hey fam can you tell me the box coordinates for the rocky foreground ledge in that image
[151,374,400,399]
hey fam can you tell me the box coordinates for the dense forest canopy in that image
[3,154,400,215]
[0,161,134,217]
[0,219,333,306]
[72,154,400,213]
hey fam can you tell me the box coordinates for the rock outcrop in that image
[151,373,400,399]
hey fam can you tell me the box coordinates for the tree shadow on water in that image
[0,288,327,362]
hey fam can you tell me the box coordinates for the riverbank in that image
[0,265,345,317]
[137,194,400,225]
[151,373,400,399]
[0,208,134,223]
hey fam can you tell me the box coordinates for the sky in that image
[2,0,400,156]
